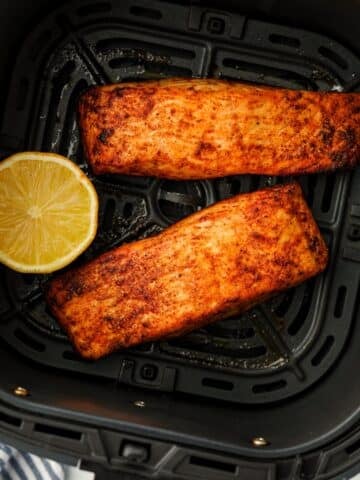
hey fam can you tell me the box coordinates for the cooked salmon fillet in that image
[46,183,328,359]
[78,78,360,179]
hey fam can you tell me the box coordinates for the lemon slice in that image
[0,152,98,273]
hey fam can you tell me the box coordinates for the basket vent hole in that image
[222,58,315,90]
[346,437,360,455]
[189,456,236,473]
[303,175,318,206]
[239,345,267,358]
[22,274,35,285]
[311,336,335,366]
[62,350,89,362]
[14,328,45,352]
[102,198,116,230]
[252,379,287,394]
[108,58,192,77]
[238,327,255,339]
[0,411,21,427]
[216,178,242,198]
[321,175,336,213]
[334,286,347,318]
[60,79,88,156]
[202,378,234,391]
[318,46,348,70]
[44,305,57,320]
[97,38,195,60]
[269,34,300,48]
[34,423,82,441]
[276,460,294,480]
[130,6,162,20]
[274,289,295,317]
[300,454,320,478]
[287,283,313,336]
[123,202,133,219]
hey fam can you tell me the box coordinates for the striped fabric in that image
[0,445,64,480]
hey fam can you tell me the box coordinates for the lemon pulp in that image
[0,152,98,273]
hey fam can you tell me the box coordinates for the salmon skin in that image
[46,183,328,360]
[78,78,360,179]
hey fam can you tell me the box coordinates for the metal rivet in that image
[13,386,29,397]
[252,437,269,447]
[133,400,146,408]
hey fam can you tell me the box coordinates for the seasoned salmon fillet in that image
[46,183,328,359]
[78,78,360,179]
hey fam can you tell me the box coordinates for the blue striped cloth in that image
[0,445,64,480]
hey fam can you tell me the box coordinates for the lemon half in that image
[0,152,98,273]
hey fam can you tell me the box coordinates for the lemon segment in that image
[0,152,98,273]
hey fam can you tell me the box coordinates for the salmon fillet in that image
[78,78,360,179]
[46,183,328,359]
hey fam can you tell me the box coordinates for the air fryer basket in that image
[0,1,360,479]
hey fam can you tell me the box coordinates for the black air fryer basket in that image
[1,1,360,479]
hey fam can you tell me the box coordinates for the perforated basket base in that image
[1,0,360,404]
